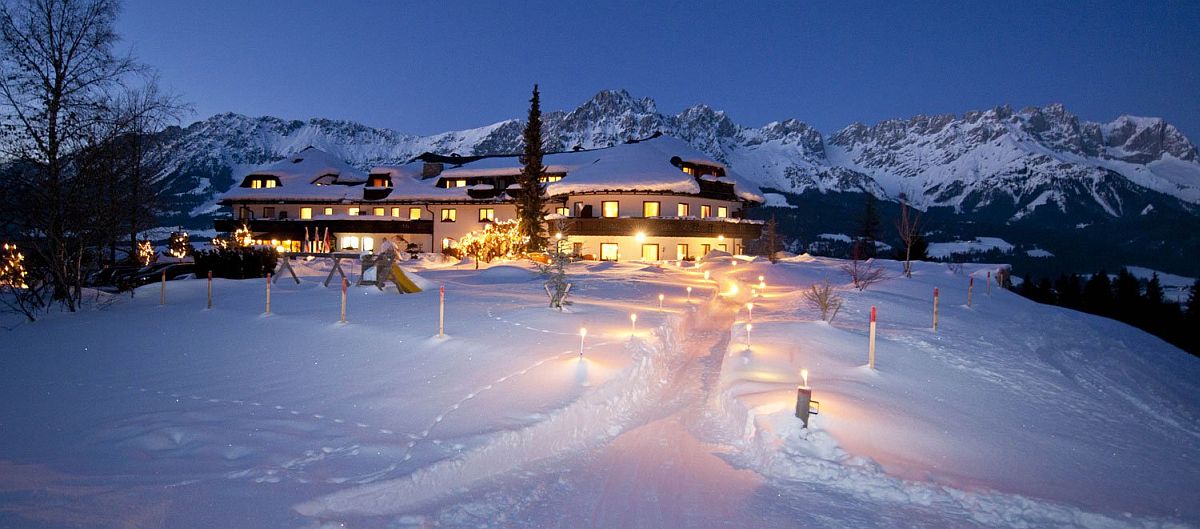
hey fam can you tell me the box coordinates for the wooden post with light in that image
[795,369,820,428]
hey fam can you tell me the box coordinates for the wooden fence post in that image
[933,287,939,331]
[968,277,974,307]
[207,271,213,309]
[160,270,166,305]
[340,278,347,323]
[438,285,445,337]
[265,273,272,315]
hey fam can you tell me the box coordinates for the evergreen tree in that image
[1145,273,1165,306]
[1112,268,1141,321]
[1036,277,1055,304]
[760,216,785,263]
[1187,279,1199,323]
[856,194,881,258]
[1082,270,1114,316]
[1019,273,1037,299]
[514,85,548,252]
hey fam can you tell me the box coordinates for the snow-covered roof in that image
[221,136,764,204]
[221,147,368,201]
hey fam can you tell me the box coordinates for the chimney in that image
[422,162,444,178]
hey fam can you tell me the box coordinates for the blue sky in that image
[117,1,1200,138]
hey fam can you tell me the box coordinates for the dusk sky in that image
[118,1,1200,138]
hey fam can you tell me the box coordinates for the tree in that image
[855,194,882,259]
[0,0,180,316]
[1145,273,1164,306]
[1082,270,1114,316]
[841,242,886,291]
[759,216,785,263]
[802,279,843,322]
[1187,279,1199,323]
[514,84,548,252]
[1112,268,1140,321]
[894,194,926,277]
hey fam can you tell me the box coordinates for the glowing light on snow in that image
[686,286,692,301]
[630,313,637,334]
[746,302,754,321]
[758,275,764,282]
[635,231,647,243]
[658,293,664,310]
[801,369,809,389]
[703,271,711,281]
[579,327,587,357]
[727,283,739,296]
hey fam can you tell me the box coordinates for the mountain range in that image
[150,89,1200,276]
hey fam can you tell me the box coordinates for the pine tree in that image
[857,194,882,258]
[515,84,548,252]
[761,216,784,263]
[1186,279,1199,322]
[1145,273,1164,306]
[1113,268,1140,321]
[1082,270,1114,316]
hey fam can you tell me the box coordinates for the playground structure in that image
[271,252,423,293]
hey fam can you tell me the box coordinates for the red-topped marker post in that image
[868,306,877,369]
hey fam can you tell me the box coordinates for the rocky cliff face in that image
[151,89,1200,228]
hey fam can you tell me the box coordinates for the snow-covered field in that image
[0,256,1197,528]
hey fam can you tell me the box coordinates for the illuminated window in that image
[600,243,619,261]
[602,201,619,218]
[391,207,401,217]
[717,206,728,218]
[643,201,660,217]
[676,244,689,260]
[556,207,570,216]
[641,244,659,261]
[373,207,385,217]
[251,180,262,189]
[323,207,333,216]
[265,179,276,188]
[540,175,563,183]
[677,203,689,217]
[682,166,695,175]
[409,207,422,220]
[300,207,312,219]
[263,207,275,218]
[479,208,495,222]
[363,236,375,252]
[348,207,360,216]
[441,208,457,222]
[700,205,712,218]
[342,235,359,250]
[369,176,390,188]
[455,179,467,188]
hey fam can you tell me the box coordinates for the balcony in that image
[562,217,763,239]
[214,218,434,238]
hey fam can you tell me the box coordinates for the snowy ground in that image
[0,256,1197,528]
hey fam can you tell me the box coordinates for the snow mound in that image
[473,265,540,283]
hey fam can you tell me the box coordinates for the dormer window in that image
[311,174,337,186]
[247,176,278,189]
[539,174,564,183]
[368,175,392,188]
[682,167,695,176]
